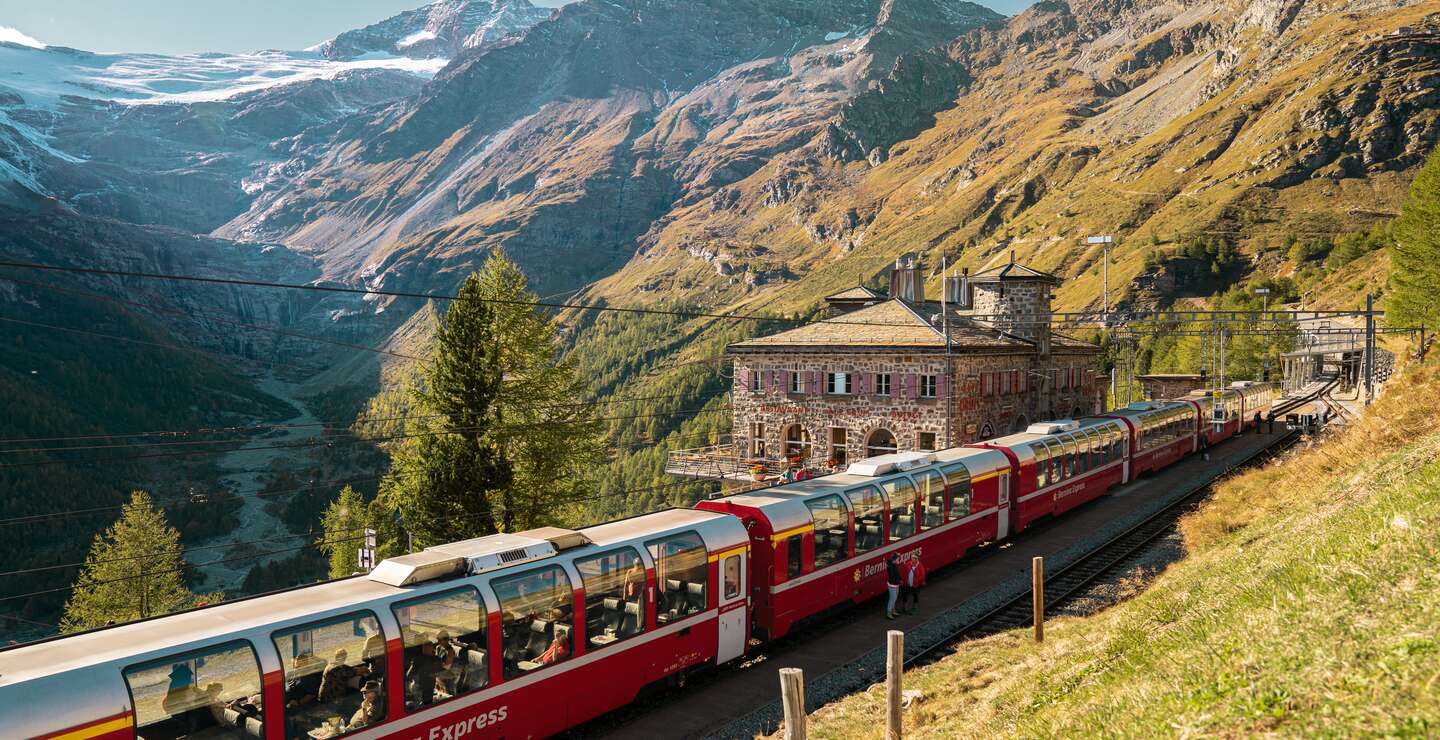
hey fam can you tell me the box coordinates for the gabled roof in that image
[729,298,1100,354]
[969,259,1061,285]
[825,285,884,301]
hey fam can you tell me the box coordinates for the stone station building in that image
[666,256,1107,482]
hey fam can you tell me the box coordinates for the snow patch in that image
[397,29,438,48]
[0,26,45,49]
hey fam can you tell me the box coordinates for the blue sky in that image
[0,0,1028,55]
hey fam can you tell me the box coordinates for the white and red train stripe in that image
[0,383,1276,740]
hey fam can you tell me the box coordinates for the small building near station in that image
[1136,373,1209,400]
[666,254,1107,483]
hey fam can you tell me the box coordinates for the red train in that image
[0,383,1276,740]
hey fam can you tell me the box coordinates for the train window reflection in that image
[124,641,263,740]
[847,486,885,554]
[916,470,946,528]
[493,565,575,679]
[883,477,919,540]
[647,531,708,626]
[940,463,971,517]
[271,612,387,738]
[392,587,487,711]
[785,534,804,579]
[805,495,849,568]
[576,547,646,651]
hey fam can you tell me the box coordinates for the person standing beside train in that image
[885,554,902,620]
[900,556,927,615]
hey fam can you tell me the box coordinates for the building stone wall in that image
[969,281,1052,342]
[731,350,1103,467]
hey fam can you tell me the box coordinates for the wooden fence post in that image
[887,630,904,740]
[780,667,806,740]
[1032,556,1045,643]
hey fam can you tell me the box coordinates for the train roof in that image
[712,448,1008,533]
[0,508,744,685]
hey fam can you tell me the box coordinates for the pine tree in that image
[318,485,367,579]
[61,491,204,632]
[380,274,512,548]
[1389,146,1440,330]
[475,252,606,531]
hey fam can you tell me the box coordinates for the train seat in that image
[684,581,705,614]
[893,514,915,538]
[463,649,488,690]
[620,600,642,636]
[523,618,554,660]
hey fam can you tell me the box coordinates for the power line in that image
[0,275,425,361]
[0,405,731,469]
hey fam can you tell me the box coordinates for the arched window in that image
[783,424,812,460]
[1010,414,1030,434]
[1072,407,1085,419]
[865,428,897,457]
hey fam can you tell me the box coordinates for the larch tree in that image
[61,491,205,632]
[379,273,512,548]
[318,485,367,579]
[475,251,606,532]
[1389,145,1440,330]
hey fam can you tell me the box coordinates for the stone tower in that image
[963,253,1060,355]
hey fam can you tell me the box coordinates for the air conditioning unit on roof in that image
[846,451,935,477]
[1027,420,1079,434]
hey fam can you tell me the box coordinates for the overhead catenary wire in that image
[0,405,732,469]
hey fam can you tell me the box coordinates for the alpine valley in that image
[0,0,1436,632]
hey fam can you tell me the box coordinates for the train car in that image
[1100,401,1199,478]
[1182,389,1241,446]
[969,417,1131,533]
[696,448,1011,641]
[0,509,748,740]
[1233,381,1278,428]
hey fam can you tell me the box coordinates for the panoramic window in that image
[883,477,919,540]
[847,485,885,554]
[271,612,387,738]
[492,565,575,679]
[647,531,708,625]
[124,641,264,740]
[915,469,946,528]
[942,463,972,517]
[392,587,487,710]
[576,547,646,650]
[806,495,849,568]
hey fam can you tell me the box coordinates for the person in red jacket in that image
[900,557,927,614]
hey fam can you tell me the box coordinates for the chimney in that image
[889,254,924,303]
[943,267,971,309]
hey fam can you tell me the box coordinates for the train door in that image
[996,472,1011,540]
[716,551,747,664]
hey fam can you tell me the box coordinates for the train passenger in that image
[900,557,927,615]
[161,664,202,717]
[1253,411,1262,434]
[885,554,902,620]
[406,638,445,706]
[361,633,386,674]
[284,652,324,708]
[536,634,569,665]
[317,649,367,704]
[349,681,384,729]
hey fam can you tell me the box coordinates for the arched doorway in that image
[783,424,813,461]
[1010,414,1030,434]
[865,428,898,457]
[1072,406,1085,419]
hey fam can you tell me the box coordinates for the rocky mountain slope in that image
[217,0,1002,297]
[318,0,553,61]
[577,0,1440,316]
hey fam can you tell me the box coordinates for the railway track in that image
[906,427,1301,668]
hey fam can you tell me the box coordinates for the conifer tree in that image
[61,491,203,632]
[318,485,367,579]
[1389,146,1440,330]
[380,274,511,548]
[474,252,605,531]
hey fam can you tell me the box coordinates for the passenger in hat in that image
[349,680,384,728]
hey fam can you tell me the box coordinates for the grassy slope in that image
[792,359,1440,738]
